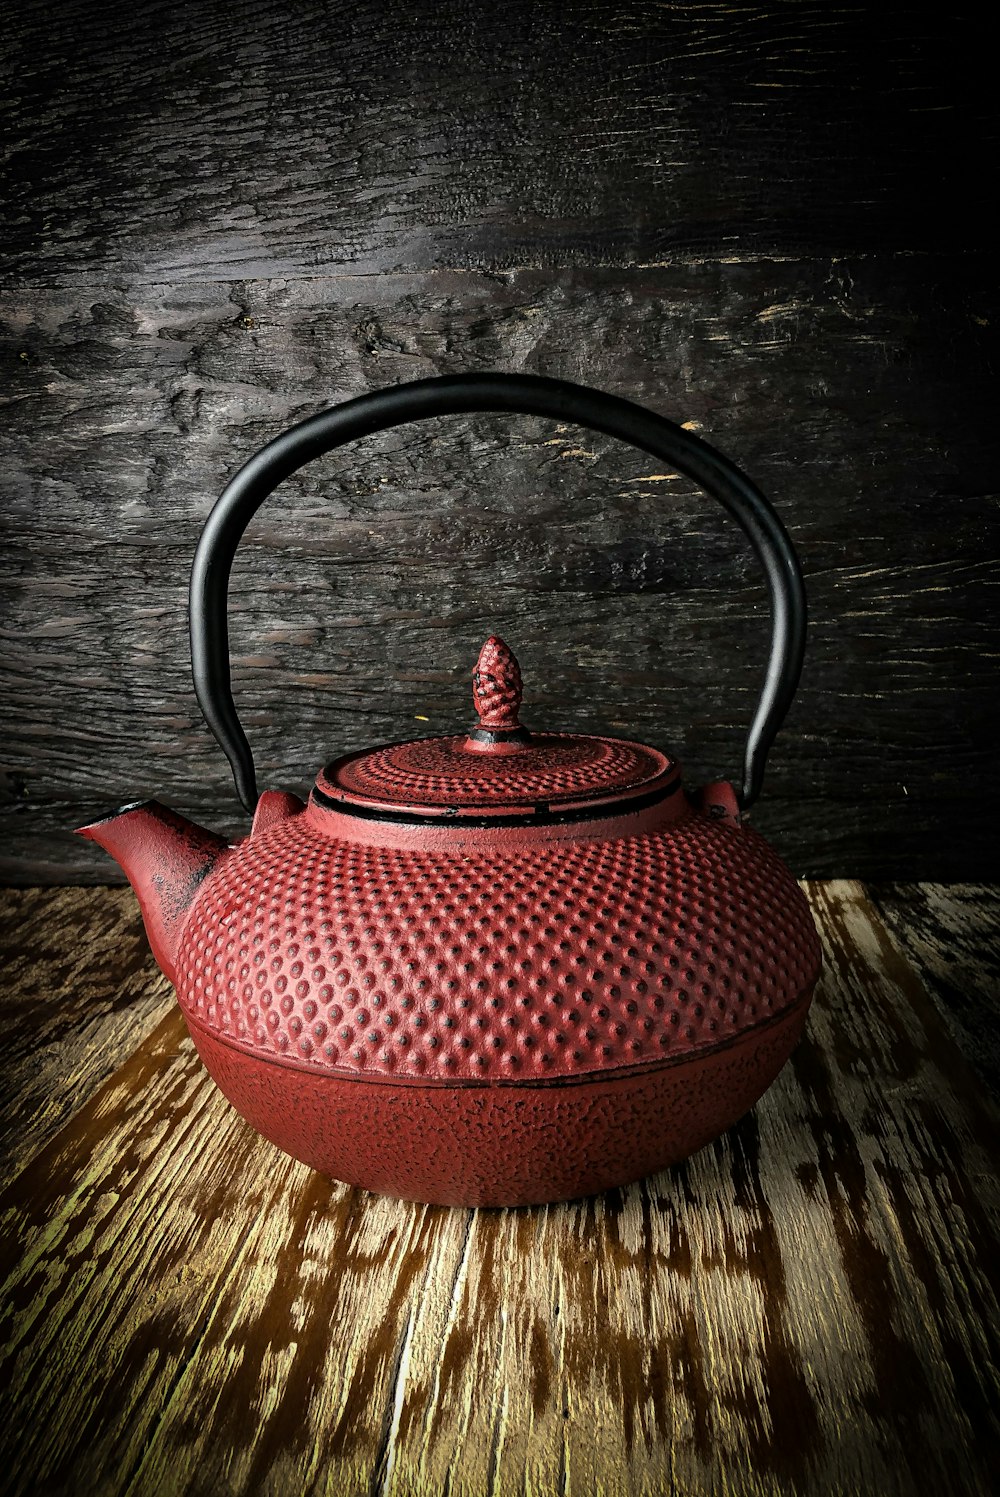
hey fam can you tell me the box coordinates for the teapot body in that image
[79,372,823,1207]
[173,790,820,1206]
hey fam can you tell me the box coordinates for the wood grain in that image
[1,883,997,1495]
[1,2,994,281]
[2,1,998,881]
[0,887,172,1186]
[869,884,1000,1104]
[2,259,997,882]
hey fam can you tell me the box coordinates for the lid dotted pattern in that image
[330,733,670,808]
[176,812,821,1084]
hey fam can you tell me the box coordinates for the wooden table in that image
[1,883,997,1496]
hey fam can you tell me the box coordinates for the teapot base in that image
[185,991,813,1208]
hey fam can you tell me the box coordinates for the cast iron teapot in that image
[79,374,821,1207]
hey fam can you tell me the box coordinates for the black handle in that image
[191,373,806,815]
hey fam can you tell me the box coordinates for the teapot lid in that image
[313,637,679,826]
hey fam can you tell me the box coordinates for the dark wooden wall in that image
[1,1,997,882]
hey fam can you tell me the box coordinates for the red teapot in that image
[79,374,821,1207]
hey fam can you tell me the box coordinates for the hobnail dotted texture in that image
[472,635,523,729]
[175,811,821,1084]
[332,733,667,807]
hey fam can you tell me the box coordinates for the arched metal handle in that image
[191,373,806,815]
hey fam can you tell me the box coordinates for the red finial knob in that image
[472,636,523,729]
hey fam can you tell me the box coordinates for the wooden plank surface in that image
[0,888,172,1187]
[869,884,1000,1104]
[1,883,998,1495]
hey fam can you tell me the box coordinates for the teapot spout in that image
[76,800,228,984]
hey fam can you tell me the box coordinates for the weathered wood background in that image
[1,2,997,881]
